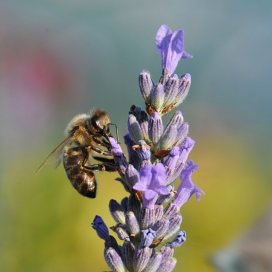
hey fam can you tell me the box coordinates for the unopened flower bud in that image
[141,207,156,229]
[111,225,130,241]
[163,76,179,107]
[139,70,153,103]
[175,73,191,107]
[163,111,184,136]
[133,247,153,272]
[140,120,150,143]
[125,164,140,186]
[122,241,135,272]
[143,252,162,272]
[151,83,165,112]
[163,203,179,219]
[154,205,163,221]
[160,245,174,259]
[126,211,140,236]
[128,193,142,220]
[109,199,126,225]
[91,215,109,240]
[153,218,170,239]
[148,112,164,144]
[157,257,177,272]
[167,137,195,184]
[164,146,180,178]
[120,197,128,212]
[128,114,144,143]
[163,214,182,241]
[176,122,189,146]
[157,124,178,152]
[104,247,126,272]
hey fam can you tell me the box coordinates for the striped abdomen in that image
[62,146,97,198]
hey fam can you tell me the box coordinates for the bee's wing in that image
[35,136,72,173]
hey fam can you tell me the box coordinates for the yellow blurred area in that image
[1,132,270,272]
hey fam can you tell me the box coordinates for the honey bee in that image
[36,109,118,198]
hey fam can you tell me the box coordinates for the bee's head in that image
[88,109,110,134]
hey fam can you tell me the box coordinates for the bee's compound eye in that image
[96,120,103,129]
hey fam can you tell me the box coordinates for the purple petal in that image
[133,181,147,191]
[142,190,158,208]
[165,29,184,75]
[182,51,193,59]
[173,160,204,208]
[180,160,198,182]
[143,189,158,200]
[167,230,186,248]
[141,228,156,247]
[155,25,192,76]
[155,24,172,52]
[109,137,123,156]
[133,164,152,191]
[171,30,184,53]
[150,164,168,194]
[178,137,195,164]
[139,164,152,185]
[156,186,170,195]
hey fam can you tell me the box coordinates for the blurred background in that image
[1,0,272,271]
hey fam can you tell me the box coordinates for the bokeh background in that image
[1,1,272,271]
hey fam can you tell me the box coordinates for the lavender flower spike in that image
[91,24,203,272]
[156,24,192,75]
[173,160,204,209]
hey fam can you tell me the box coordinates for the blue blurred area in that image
[0,1,271,271]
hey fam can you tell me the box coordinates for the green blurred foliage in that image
[1,133,270,272]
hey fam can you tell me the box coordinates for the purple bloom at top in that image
[156,24,192,75]
[133,163,169,208]
[173,160,204,209]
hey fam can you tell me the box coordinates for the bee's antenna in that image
[108,123,119,143]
